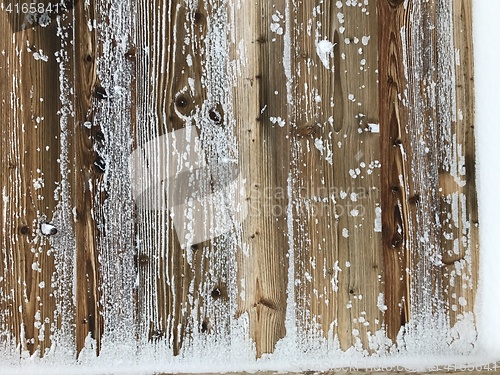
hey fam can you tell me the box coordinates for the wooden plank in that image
[0,0,481,362]
[89,0,136,351]
[231,0,289,357]
[290,0,384,351]
[378,0,412,343]
[0,2,62,355]
[70,0,103,355]
[134,0,234,354]
[378,0,479,344]
[439,0,479,330]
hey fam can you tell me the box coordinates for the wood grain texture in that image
[0,0,481,364]
[231,0,289,357]
[71,0,102,355]
[378,0,412,343]
[290,0,384,351]
[0,3,62,355]
[134,0,236,355]
[378,0,479,346]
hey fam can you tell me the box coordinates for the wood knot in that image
[194,11,203,22]
[85,54,93,62]
[175,95,190,111]
[208,107,223,125]
[138,254,149,265]
[211,287,221,299]
[125,48,136,59]
[409,194,420,205]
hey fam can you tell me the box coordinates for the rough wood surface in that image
[231,0,289,356]
[0,3,61,355]
[378,0,479,346]
[0,0,481,366]
[291,0,384,351]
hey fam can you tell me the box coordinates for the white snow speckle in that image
[40,223,57,236]
[269,116,286,127]
[316,39,335,69]
[377,292,387,312]
[367,123,380,133]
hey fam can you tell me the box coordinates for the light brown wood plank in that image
[291,0,384,351]
[231,0,289,357]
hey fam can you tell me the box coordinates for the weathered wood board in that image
[0,0,480,366]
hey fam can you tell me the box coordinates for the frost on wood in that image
[0,0,485,370]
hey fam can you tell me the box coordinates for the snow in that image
[40,223,57,236]
[316,39,334,69]
[472,0,500,361]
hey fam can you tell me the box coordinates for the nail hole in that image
[191,244,199,251]
[19,226,29,235]
[86,54,93,62]
[391,185,400,193]
[393,138,402,147]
